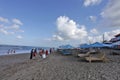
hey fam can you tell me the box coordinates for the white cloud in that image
[16,35,23,39]
[84,0,102,7]
[53,35,64,41]
[0,16,24,38]
[10,24,20,30]
[53,16,87,41]
[104,29,120,40]
[52,16,120,45]
[9,32,15,35]
[0,17,9,23]
[90,28,99,34]
[0,28,8,35]
[7,24,24,33]
[0,24,4,28]
[19,30,24,32]
[12,18,23,25]
[89,16,97,22]
[88,35,103,43]
[88,29,120,43]
[101,0,120,27]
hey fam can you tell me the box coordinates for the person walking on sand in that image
[30,49,34,59]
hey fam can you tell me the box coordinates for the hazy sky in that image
[0,0,120,47]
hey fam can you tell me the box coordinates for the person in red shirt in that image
[46,50,48,55]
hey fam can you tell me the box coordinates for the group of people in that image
[30,48,54,59]
[7,49,16,54]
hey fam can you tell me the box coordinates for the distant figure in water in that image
[13,50,16,54]
[7,49,10,54]
[30,49,34,59]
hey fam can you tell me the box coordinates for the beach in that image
[0,50,120,80]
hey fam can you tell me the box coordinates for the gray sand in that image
[0,50,120,80]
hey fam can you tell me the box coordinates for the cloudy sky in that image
[0,0,120,47]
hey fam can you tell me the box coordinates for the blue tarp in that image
[59,44,73,49]
[90,42,104,47]
[58,44,73,55]
[90,42,112,48]
[61,50,72,55]
[80,44,90,48]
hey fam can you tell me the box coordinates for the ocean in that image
[0,45,50,55]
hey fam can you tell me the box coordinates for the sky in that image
[0,0,120,47]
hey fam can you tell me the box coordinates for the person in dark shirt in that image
[50,48,52,54]
[30,49,34,59]
[33,48,37,57]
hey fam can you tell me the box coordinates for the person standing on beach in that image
[46,50,48,55]
[41,49,46,59]
[39,49,42,57]
[50,48,52,54]
[30,49,34,59]
[33,48,37,57]
[42,49,44,54]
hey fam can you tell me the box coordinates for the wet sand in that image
[0,50,120,80]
